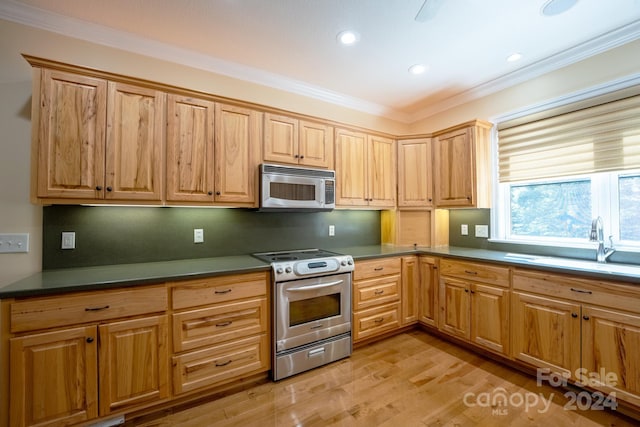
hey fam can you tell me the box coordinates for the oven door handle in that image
[286,280,344,292]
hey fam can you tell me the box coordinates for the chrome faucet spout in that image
[589,216,615,263]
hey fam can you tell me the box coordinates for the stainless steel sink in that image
[530,257,640,275]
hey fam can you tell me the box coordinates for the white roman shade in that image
[498,91,640,183]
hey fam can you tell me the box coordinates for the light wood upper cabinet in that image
[335,129,396,208]
[397,138,433,208]
[106,82,165,201]
[433,120,492,208]
[33,69,165,202]
[35,69,107,200]
[166,94,215,202]
[214,103,261,205]
[263,114,334,168]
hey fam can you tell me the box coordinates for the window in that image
[495,88,640,249]
[497,171,640,248]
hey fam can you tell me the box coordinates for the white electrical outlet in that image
[61,232,75,249]
[475,225,489,238]
[0,233,30,253]
[329,225,335,236]
[461,224,468,236]
[194,229,204,243]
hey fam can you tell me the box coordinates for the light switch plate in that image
[0,233,29,253]
[194,228,204,243]
[475,225,489,238]
[61,232,75,249]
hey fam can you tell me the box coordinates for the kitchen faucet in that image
[589,216,615,263]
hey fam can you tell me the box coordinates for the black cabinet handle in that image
[216,321,232,327]
[216,191,221,195]
[208,191,213,195]
[583,315,590,321]
[85,305,110,312]
[215,360,232,367]
[570,288,593,295]
[106,186,113,192]
[96,186,102,191]
[86,337,94,343]
[214,289,232,294]
[571,312,578,318]
[464,270,478,275]
[464,289,469,293]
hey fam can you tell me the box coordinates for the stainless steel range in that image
[252,249,354,381]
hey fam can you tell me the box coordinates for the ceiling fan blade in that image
[415,0,446,22]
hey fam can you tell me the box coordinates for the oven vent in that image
[261,164,335,179]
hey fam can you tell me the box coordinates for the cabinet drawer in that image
[10,285,167,333]
[353,302,400,342]
[353,275,400,310]
[172,334,269,395]
[172,298,268,353]
[513,268,640,313]
[171,272,268,310]
[440,259,510,287]
[354,257,401,281]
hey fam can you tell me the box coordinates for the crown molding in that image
[2,0,639,125]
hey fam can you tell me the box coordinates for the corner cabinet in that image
[7,285,169,427]
[33,68,165,203]
[433,120,492,208]
[335,129,396,208]
[397,138,433,208]
[263,113,333,169]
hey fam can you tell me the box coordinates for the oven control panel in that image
[273,255,353,281]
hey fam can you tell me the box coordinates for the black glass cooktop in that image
[252,249,342,263]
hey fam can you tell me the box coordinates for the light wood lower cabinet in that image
[418,256,438,327]
[352,257,402,342]
[8,285,169,427]
[512,268,640,407]
[169,272,270,396]
[401,256,420,325]
[438,259,510,355]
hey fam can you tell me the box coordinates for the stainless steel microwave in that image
[259,164,335,212]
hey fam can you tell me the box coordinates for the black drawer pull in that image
[374,317,384,323]
[464,270,478,275]
[374,289,384,295]
[215,321,232,327]
[374,267,384,271]
[215,360,232,367]
[214,289,232,294]
[85,305,110,312]
[570,288,593,294]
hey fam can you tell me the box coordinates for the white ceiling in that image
[2,0,640,123]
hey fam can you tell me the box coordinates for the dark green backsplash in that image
[43,206,380,269]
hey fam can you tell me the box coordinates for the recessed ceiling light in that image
[337,30,360,45]
[541,0,578,16]
[506,53,523,62]
[408,64,428,75]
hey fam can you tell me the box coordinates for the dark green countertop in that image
[1,245,638,299]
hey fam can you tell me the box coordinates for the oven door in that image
[275,272,351,352]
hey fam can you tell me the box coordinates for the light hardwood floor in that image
[127,331,637,426]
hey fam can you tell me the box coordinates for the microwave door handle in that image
[286,280,344,292]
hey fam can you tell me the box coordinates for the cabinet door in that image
[37,69,106,199]
[215,103,261,204]
[166,94,215,202]
[438,277,470,339]
[401,256,420,325]
[263,113,298,165]
[434,127,474,207]
[419,257,438,327]
[10,326,98,427]
[397,138,432,207]
[335,128,368,206]
[98,315,169,415]
[299,120,333,168]
[367,135,396,207]
[470,283,509,355]
[511,292,580,378]
[582,305,640,406]
[106,82,165,201]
